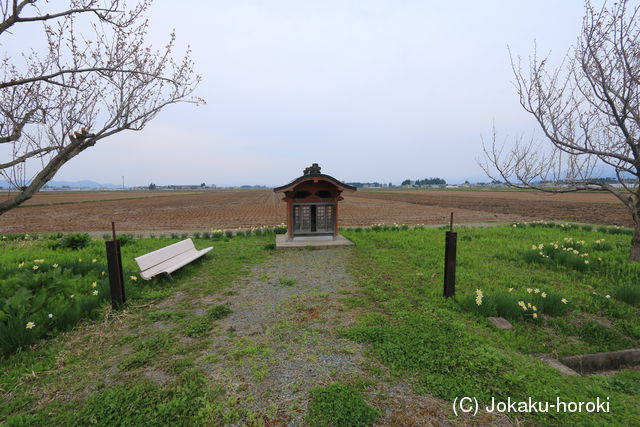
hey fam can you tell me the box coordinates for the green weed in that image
[207,305,232,320]
[183,316,213,338]
[279,278,296,286]
[306,382,381,427]
[119,348,153,370]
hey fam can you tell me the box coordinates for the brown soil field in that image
[0,188,631,234]
[348,189,630,227]
[15,190,198,205]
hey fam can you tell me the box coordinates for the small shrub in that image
[180,233,189,240]
[528,221,549,228]
[598,225,633,235]
[264,243,276,250]
[170,233,179,239]
[581,225,593,232]
[58,233,91,250]
[556,223,579,231]
[613,227,633,235]
[202,232,211,239]
[193,232,201,239]
[224,230,234,238]
[118,234,135,246]
[306,382,381,427]
[614,285,640,307]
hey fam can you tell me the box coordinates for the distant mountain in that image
[47,180,120,189]
[0,179,120,190]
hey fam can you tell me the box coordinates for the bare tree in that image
[0,0,202,214]
[481,0,640,261]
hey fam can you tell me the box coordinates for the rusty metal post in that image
[443,212,457,298]
[105,222,126,309]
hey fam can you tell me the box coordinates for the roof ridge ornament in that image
[303,163,321,175]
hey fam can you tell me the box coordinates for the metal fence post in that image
[444,213,457,298]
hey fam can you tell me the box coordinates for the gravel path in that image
[186,247,467,426]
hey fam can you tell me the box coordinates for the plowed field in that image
[0,188,630,233]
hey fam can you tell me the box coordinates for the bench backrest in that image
[134,239,196,272]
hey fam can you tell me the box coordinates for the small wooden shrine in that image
[274,164,356,240]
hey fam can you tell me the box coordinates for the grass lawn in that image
[1,224,639,425]
[0,232,274,425]
[341,224,640,425]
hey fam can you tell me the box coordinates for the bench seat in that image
[134,238,212,280]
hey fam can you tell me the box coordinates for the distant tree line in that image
[346,182,392,188]
[401,177,447,186]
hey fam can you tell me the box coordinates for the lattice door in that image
[315,205,335,232]
[293,205,311,232]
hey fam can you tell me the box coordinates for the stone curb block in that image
[560,348,640,373]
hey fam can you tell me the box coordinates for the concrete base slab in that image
[292,235,334,241]
[275,233,355,249]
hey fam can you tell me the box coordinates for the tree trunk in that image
[630,225,640,262]
[0,136,93,216]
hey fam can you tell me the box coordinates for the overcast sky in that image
[46,1,600,186]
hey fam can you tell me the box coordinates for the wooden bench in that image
[134,238,212,280]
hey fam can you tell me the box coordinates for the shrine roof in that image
[273,164,356,193]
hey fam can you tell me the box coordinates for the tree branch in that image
[0,67,177,90]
